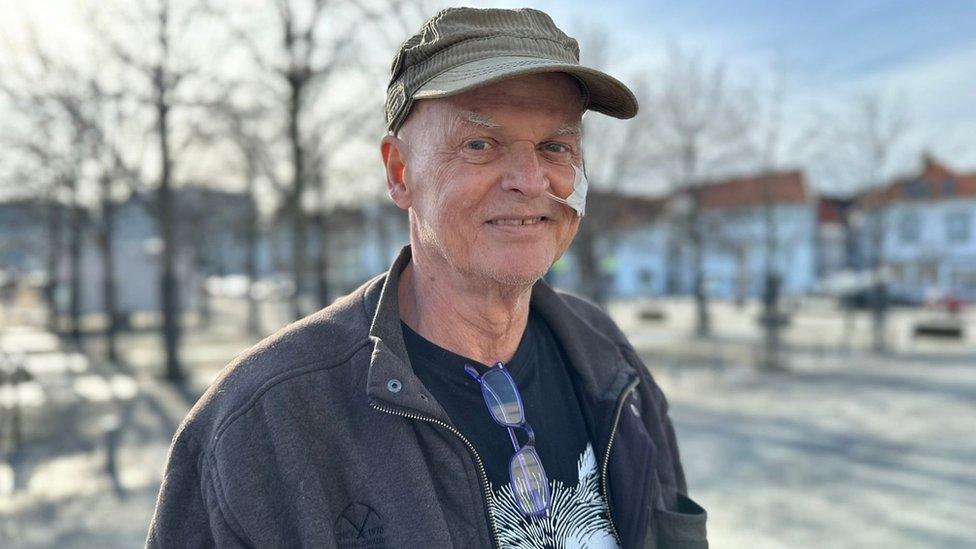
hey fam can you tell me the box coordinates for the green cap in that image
[385,7,639,134]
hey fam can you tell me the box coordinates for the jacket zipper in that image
[601,376,641,547]
[369,401,500,549]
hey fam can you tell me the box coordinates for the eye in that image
[543,142,571,154]
[464,139,492,151]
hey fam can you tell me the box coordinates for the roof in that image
[693,170,809,210]
[861,155,976,206]
[585,170,810,231]
[587,189,669,231]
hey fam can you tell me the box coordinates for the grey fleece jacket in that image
[146,246,708,548]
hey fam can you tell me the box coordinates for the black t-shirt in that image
[402,309,619,548]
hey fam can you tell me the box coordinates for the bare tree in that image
[3,22,151,360]
[89,0,219,382]
[218,0,365,320]
[0,42,95,345]
[194,100,275,335]
[748,64,821,370]
[57,79,137,362]
[836,93,910,353]
[215,0,432,319]
[277,0,329,319]
[0,116,65,330]
[647,45,753,337]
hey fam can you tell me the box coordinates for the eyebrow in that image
[456,111,581,136]
[553,124,581,136]
[460,111,501,129]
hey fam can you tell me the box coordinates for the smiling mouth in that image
[486,216,546,226]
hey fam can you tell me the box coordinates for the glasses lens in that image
[510,446,551,516]
[480,368,523,426]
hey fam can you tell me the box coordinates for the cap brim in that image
[414,56,638,119]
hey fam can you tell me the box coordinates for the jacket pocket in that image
[609,396,655,549]
[653,493,708,549]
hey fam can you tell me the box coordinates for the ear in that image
[380,135,412,210]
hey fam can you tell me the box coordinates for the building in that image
[857,155,976,301]
[265,199,408,299]
[573,171,820,300]
[814,196,855,279]
[0,187,258,316]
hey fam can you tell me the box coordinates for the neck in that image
[398,248,533,366]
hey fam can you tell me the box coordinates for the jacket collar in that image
[365,245,636,425]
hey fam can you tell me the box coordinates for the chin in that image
[476,252,553,287]
[484,268,547,287]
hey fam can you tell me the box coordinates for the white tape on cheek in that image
[566,164,588,216]
[545,164,588,217]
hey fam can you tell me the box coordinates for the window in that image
[899,211,920,243]
[946,212,970,243]
[953,269,976,291]
[888,263,906,283]
[638,268,653,286]
[905,180,926,198]
[942,178,957,196]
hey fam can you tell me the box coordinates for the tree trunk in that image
[314,214,330,309]
[871,278,887,353]
[692,239,710,337]
[288,81,306,321]
[195,242,211,328]
[690,197,710,338]
[682,148,710,338]
[574,223,606,306]
[67,179,83,345]
[44,201,63,332]
[155,0,182,383]
[158,81,182,383]
[761,273,784,370]
[98,179,119,363]
[734,247,747,308]
[760,183,784,370]
[665,230,681,294]
[869,212,887,353]
[244,180,261,337]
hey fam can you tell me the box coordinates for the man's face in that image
[383,73,584,287]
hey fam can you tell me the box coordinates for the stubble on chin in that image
[479,243,556,286]
[480,264,546,288]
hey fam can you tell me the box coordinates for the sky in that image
[2,0,974,196]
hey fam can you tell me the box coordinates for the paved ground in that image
[616,299,976,548]
[653,355,976,548]
[1,296,974,548]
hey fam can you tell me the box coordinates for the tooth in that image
[490,218,543,226]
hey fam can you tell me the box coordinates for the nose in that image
[501,142,549,199]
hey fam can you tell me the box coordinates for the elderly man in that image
[147,7,706,549]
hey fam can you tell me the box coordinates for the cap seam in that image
[398,32,577,86]
[417,61,596,113]
[422,58,574,84]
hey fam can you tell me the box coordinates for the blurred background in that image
[1,0,974,547]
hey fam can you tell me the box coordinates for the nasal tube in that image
[545,164,588,217]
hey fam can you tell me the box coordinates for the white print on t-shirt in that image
[491,443,619,549]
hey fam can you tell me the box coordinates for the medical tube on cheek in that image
[545,164,588,217]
